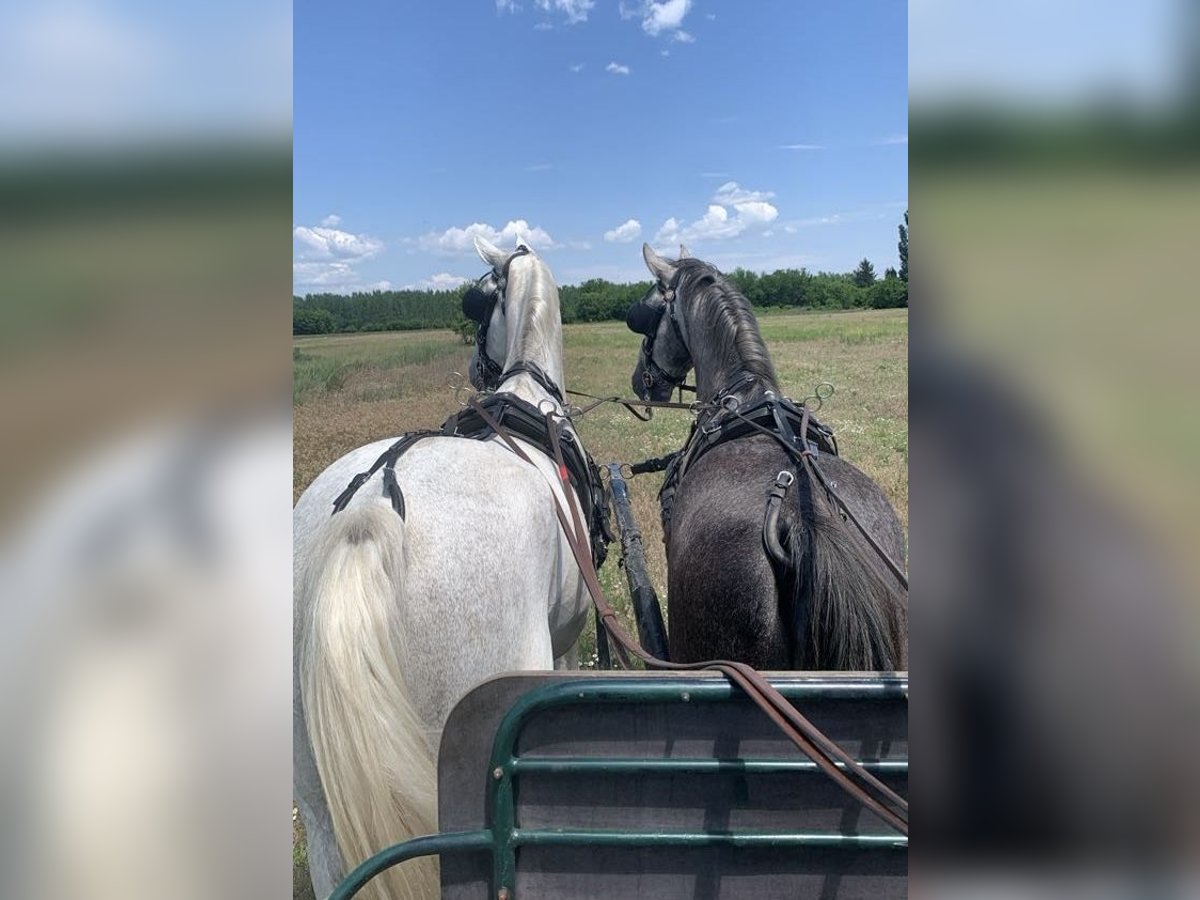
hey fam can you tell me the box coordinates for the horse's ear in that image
[679,244,692,259]
[642,243,677,284]
[474,235,507,270]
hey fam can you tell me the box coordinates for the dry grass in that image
[293,308,908,663]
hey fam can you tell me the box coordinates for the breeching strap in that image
[723,402,910,592]
[467,395,910,836]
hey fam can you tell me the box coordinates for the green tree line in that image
[294,267,907,335]
[295,218,909,335]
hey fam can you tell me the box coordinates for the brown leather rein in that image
[468,395,909,837]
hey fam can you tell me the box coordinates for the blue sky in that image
[293,0,908,294]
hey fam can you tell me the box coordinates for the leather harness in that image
[654,376,839,547]
[329,378,612,570]
[332,247,612,567]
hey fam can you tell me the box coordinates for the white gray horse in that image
[294,238,589,900]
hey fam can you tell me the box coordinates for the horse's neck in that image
[501,270,566,407]
[689,311,776,403]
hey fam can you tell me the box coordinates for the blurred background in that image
[0,1,292,898]
[911,0,1200,894]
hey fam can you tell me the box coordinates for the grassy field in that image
[294,307,908,664]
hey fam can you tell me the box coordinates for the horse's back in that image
[667,439,791,666]
[807,453,906,564]
[665,436,906,668]
[294,435,566,731]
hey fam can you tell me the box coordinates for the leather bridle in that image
[629,273,693,395]
[464,245,532,390]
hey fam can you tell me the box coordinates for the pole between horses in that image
[606,463,670,661]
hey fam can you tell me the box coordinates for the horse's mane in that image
[675,258,779,389]
[509,254,563,370]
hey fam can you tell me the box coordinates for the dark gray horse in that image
[627,244,907,671]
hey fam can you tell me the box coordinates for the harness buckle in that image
[721,394,740,413]
[775,470,795,488]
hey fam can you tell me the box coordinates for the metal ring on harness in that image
[763,470,795,568]
[803,381,835,413]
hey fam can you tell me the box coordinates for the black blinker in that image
[626,301,663,336]
[462,285,495,323]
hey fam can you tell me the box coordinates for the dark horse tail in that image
[786,485,908,671]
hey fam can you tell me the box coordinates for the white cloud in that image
[319,213,342,227]
[880,133,908,145]
[293,226,384,261]
[733,200,779,225]
[671,30,694,43]
[653,217,683,244]
[293,220,389,293]
[705,12,716,20]
[540,0,594,23]
[642,0,691,36]
[494,0,591,23]
[780,143,825,151]
[606,61,631,75]
[653,183,779,246]
[417,219,558,255]
[413,273,469,291]
[712,181,775,204]
[525,162,554,171]
[569,63,584,72]
[700,171,729,178]
[293,261,354,287]
[661,49,670,57]
[292,265,394,295]
[603,218,642,243]
[534,21,553,30]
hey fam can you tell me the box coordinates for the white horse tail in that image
[299,504,438,900]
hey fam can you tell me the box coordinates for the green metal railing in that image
[330,675,908,900]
